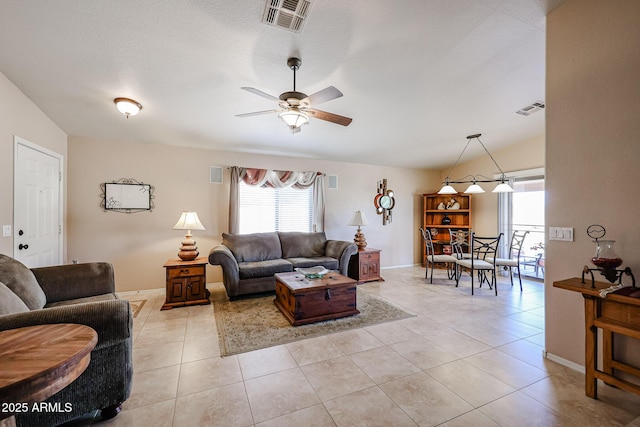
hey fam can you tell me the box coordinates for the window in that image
[239,182,313,234]
[498,168,545,279]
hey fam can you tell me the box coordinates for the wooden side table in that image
[348,248,384,283]
[0,324,98,427]
[161,257,210,310]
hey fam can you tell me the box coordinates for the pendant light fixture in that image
[438,134,514,195]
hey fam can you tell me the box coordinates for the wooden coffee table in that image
[0,324,98,427]
[274,271,359,326]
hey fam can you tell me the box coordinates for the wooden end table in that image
[162,257,211,310]
[0,324,98,427]
[348,248,384,283]
[274,271,359,326]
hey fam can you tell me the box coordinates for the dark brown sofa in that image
[209,231,357,299]
[0,254,132,427]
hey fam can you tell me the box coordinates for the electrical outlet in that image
[2,225,10,237]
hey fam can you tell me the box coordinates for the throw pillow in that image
[0,254,47,309]
[0,280,30,315]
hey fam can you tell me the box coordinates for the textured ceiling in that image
[0,0,564,169]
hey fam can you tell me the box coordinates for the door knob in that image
[18,243,29,250]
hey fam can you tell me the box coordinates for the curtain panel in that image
[228,166,325,234]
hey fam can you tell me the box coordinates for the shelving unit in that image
[422,193,472,265]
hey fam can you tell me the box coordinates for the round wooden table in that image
[0,324,98,426]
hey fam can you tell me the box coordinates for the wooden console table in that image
[0,324,97,427]
[554,277,640,399]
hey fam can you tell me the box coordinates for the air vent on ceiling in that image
[516,101,545,116]
[262,0,312,33]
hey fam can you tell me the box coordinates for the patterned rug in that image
[212,287,414,356]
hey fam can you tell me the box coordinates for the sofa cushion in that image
[238,259,293,280]
[279,232,327,258]
[0,281,30,315]
[223,232,282,263]
[45,293,118,308]
[0,254,46,310]
[286,256,339,271]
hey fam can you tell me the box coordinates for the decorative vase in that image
[441,213,451,225]
[591,240,623,282]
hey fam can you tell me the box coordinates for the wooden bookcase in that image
[422,193,472,265]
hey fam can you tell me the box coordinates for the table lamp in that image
[348,210,369,250]
[173,211,205,261]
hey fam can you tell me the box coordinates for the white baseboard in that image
[543,350,585,373]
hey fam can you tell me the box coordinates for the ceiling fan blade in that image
[301,86,343,106]
[241,87,279,101]
[235,109,281,117]
[305,108,352,126]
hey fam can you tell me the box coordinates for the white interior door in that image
[14,136,63,268]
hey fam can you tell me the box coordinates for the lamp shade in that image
[492,182,514,193]
[437,185,458,195]
[348,211,369,227]
[464,183,485,194]
[173,211,205,231]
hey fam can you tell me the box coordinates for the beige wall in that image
[546,0,640,365]
[0,72,68,257]
[439,135,545,235]
[68,136,437,292]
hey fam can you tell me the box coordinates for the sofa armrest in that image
[0,299,132,350]
[208,245,241,298]
[326,240,358,276]
[31,262,115,303]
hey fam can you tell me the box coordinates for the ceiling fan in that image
[236,57,353,133]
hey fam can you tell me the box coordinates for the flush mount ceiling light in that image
[114,97,142,118]
[438,134,514,195]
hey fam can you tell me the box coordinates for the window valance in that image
[228,166,325,234]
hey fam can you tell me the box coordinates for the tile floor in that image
[83,267,640,426]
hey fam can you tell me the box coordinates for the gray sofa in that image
[0,254,132,427]
[209,231,357,299]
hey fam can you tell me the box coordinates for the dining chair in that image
[449,229,471,259]
[420,227,458,283]
[455,233,502,295]
[487,230,529,291]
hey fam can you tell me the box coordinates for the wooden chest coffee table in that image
[274,272,359,326]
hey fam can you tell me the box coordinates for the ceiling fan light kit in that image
[437,134,514,195]
[237,57,352,133]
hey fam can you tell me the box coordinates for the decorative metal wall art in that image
[373,179,395,225]
[100,178,155,213]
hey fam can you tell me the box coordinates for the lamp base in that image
[354,228,367,250]
[177,234,199,261]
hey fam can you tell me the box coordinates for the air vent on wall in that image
[516,101,545,116]
[262,0,312,33]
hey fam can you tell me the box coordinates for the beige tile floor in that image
[83,267,640,426]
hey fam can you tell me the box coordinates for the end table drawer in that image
[168,266,205,279]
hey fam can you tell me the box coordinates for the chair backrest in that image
[450,229,470,258]
[508,230,529,260]
[470,233,502,262]
[419,227,436,261]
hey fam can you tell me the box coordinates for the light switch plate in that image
[2,225,11,237]
[549,226,573,241]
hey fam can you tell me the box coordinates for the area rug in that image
[129,299,146,318]
[213,287,414,356]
